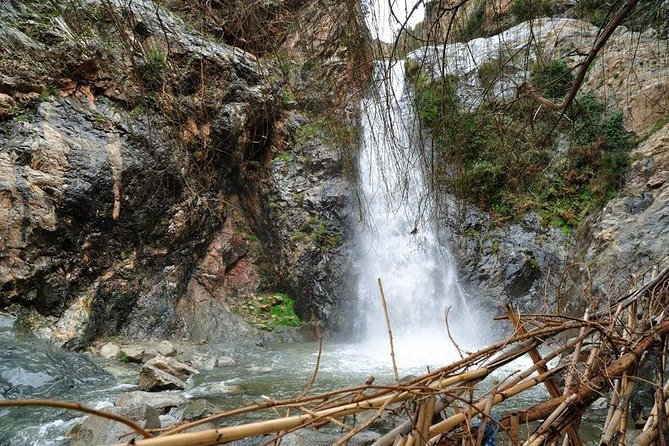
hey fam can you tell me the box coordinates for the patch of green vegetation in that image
[247,233,259,243]
[509,0,553,21]
[530,60,574,99]
[641,115,669,141]
[130,105,145,117]
[409,62,636,232]
[282,88,296,105]
[273,151,292,162]
[268,293,300,327]
[13,111,31,122]
[290,231,307,241]
[294,116,356,148]
[38,86,59,101]
[145,49,167,71]
[233,292,301,330]
[119,352,131,364]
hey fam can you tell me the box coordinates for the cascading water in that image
[352,1,488,370]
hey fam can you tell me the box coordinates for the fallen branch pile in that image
[3,260,668,445]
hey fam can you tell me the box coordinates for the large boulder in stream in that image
[139,356,198,391]
[70,403,160,446]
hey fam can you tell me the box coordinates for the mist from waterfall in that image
[353,60,486,369]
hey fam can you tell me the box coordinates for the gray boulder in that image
[157,340,176,357]
[120,346,146,363]
[145,355,199,380]
[139,366,187,392]
[115,391,186,413]
[170,399,222,422]
[99,342,121,360]
[69,403,159,445]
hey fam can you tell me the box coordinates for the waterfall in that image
[353,60,481,369]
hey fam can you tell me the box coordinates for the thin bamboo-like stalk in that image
[0,399,152,439]
[524,394,577,446]
[418,396,437,446]
[428,367,565,438]
[509,412,520,446]
[655,384,669,446]
[378,277,400,383]
[476,382,498,446]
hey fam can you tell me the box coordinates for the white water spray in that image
[353,3,487,370]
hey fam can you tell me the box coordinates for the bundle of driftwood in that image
[2,261,668,446]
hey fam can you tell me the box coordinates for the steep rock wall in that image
[0,0,356,347]
[411,17,669,312]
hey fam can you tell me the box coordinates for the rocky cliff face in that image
[0,0,358,347]
[410,16,669,313]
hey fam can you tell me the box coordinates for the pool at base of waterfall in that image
[1,321,608,446]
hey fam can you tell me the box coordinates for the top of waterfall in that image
[366,0,425,43]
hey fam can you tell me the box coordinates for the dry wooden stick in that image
[371,390,470,446]
[506,306,562,398]
[378,277,400,383]
[123,368,491,446]
[524,394,578,446]
[299,320,323,398]
[0,399,152,439]
[475,382,498,446]
[428,366,566,439]
[509,412,520,446]
[655,386,669,446]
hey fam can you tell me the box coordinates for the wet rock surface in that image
[70,403,160,446]
[445,209,569,313]
[411,18,669,135]
[565,122,669,312]
[417,18,669,314]
[115,391,187,413]
[0,0,353,348]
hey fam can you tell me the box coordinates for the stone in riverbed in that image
[280,430,381,446]
[145,355,199,380]
[184,382,243,399]
[139,365,187,391]
[159,414,180,429]
[189,353,236,370]
[99,342,120,359]
[170,399,222,421]
[157,340,176,357]
[218,355,235,366]
[189,353,218,370]
[69,403,160,445]
[115,390,186,413]
[121,346,145,363]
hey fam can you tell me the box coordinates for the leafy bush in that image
[409,66,636,230]
[530,60,574,99]
[510,0,552,21]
